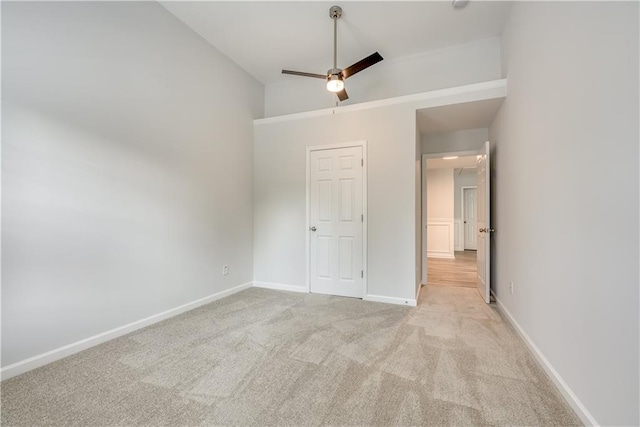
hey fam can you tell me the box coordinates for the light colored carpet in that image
[1,286,581,426]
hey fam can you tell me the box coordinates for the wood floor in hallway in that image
[427,250,477,288]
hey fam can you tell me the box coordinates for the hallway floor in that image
[427,250,477,288]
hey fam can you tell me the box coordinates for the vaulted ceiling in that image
[161,1,512,86]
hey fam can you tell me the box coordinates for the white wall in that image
[266,38,502,117]
[2,2,264,367]
[454,169,477,219]
[489,2,639,425]
[254,105,417,302]
[425,168,454,259]
[422,128,488,154]
[426,169,454,219]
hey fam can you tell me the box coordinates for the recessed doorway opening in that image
[423,155,478,289]
[415,97,500,304]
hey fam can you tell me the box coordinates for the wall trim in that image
[255,79,507,126]
[254,283,419,308]
[426,218,455,259]
[0,282,253,381]
[253,281,308,293]
[454,218,464,251]
[421,156,428,285]
[427,253,456,259]
[365,294,417,307]
[493,292,599,427]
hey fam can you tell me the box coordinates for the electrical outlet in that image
[510,281,514,295]
[222,265,229,276]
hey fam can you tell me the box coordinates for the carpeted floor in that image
[1,285,581,426]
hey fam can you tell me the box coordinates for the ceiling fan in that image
[282,5,383,102]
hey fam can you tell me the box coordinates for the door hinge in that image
[361,158,363,166]
[361,214,364,222]
[361,270,364,278]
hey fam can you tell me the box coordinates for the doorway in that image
[306,142,367,298]
[462,186,477,250]
[422,154,479,289]
[415,98,500,304]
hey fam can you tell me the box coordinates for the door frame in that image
[461,185,478,250]
[421,150,481,285]
[305,140,368,297]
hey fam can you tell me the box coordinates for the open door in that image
[476,141,492,303]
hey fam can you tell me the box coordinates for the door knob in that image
[309,226,317,232]
[479,228,486,233]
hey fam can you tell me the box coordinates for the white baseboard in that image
[0,282,253,381]
[365,294,417,307]
[427,253,456,259]
[493,292,598,426]
[254,283,418,308]
[253,281,308,293]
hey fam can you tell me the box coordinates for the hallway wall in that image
[454,169,477,219]
[422,128,488,154]
[425,168,454,259]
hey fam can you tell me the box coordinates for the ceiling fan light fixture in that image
[326,74,344,92]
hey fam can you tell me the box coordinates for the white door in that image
[476,142,491,303]
[463,188,478,250]
[309,146,363,298]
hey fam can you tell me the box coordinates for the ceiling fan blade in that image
[282,70,327,79]
[336,88,349,102]
[341,52,383,79]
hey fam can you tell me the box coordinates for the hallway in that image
[427,251,477,288]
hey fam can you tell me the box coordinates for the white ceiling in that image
[417,97,504,134]
[161,1,512,85]
[427,156,478,169]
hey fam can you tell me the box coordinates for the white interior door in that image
[476,141,491,303]
[463,188,478,250]
[309,146,363,298]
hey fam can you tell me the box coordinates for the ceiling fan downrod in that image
[329,6,342,73]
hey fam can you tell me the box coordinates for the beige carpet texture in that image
[1,286,581,426]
